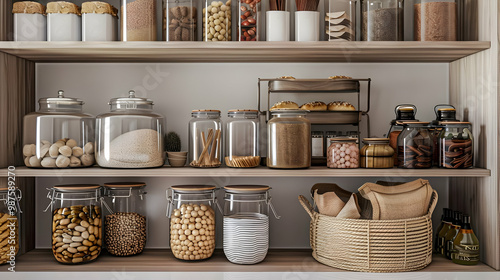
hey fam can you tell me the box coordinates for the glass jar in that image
[438,122,473,169]
[225,110,260,168]
[45,184,103,264]
[414,0,456,41]
[167,185,219,261]
[360,138,394,168]
[203,0,232,41]
[103,182,147,256]
[0,184,22,265]
[361,0,404,41]
[266,0,289,41]
[324,0,356,41]
[397,122,432,169]
[95,90,165,168]
[239,0,261,41]
[121,0,158,41]
[222,185,280,264]
[82,1,118,41]
[189,110,223,167]
[327,138,359,168]
[23,90,95,169]
[47,1,81,41]
[163,0,198,41]
[387,104,418,166]
[13,1,47,41]
[430,105,458,166]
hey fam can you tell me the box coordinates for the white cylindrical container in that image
[13,1,47,41]
[295,11,319,41]
[82,1,118,41]
[266,11,290,41]
[47,1,81,41]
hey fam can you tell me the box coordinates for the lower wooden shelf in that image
[15,249,495,272]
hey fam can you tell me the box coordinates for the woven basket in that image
[298,190,438,273]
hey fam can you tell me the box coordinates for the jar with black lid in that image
[397,121,432,169]
[387,104,418,166]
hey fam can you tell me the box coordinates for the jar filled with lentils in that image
[103,182,147,256]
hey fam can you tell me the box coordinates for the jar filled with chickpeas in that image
[0,182,22,265]
[167,185,220,261]
[203,0,232,41]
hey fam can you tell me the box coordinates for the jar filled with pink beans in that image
[327,138,359,168]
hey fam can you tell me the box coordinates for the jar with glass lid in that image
[45,184,103,264]
[189,110,223,168]
[225,109,260,168]
[414,0,457,41]
[430,105,458,166]
[103,182,147,257]
[95,90,165,168]
[267,109,311,169]
[387,104,418,166]
[438,122,473,169]
[167,185,220,261]
[397,121,432,169]
[23,90,95,169]
[327,138,359,168]
[0,182,22,265]
[360,138,394,168]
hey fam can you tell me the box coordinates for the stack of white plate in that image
[223,213,269,265]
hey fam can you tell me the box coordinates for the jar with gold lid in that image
[360,138,394,168]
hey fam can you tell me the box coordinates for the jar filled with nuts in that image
[163,0,198,41]
[238,0,261,41]
[167,185,220,261]
[0,183,22,265]
[397,121,433,169]
[103,182,147,257]
[23,90,95,169]
[203,0,232,41]
[45,184,103,264]
[327,138,359,168]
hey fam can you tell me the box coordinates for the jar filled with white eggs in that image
[203,0,232,41]
[23,90,95,168]
[167,185,220,261]
[327,138,359,169]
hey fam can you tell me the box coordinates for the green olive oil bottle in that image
[437,208,453,255]
[435,208,451,253]
[444,211,462,259]
[452,215,479,265]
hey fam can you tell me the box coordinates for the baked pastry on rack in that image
[270,101,299,110]
[327,101,355,111]
[300,101,327,111]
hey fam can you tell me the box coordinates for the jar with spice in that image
[430,105,458,166]
[0,185,22,265]
[225,110,260,168]
[13,1,47,41]
[121,0,159,41]
[239,0,261,41]
[397,122,433,169]
[47,1,81,41]
[414,0,456,41]
[267,110,311,169]
[203,0,232,41]
[360,138,394,168]
[167,185,219,261]
[387,104,418,166]
[82,1,118,41]
[189,110,223,167]
[327,138,359,169]
[103,182,147,257]
[438,122,473,169]
[361,0,403,41]
[163,0,198,41]
[324,0,356,41]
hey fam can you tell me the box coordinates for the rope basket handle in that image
[298,195,315,219]
[427,190,439,217]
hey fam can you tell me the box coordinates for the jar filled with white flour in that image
[82,1,118,41]
[95,90,166,168]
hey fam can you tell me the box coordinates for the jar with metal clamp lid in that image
[397,121,432,169]
[0,181,22,265]
[387,104,418,166]
[438,122,473,169]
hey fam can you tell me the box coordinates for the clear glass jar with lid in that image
[189,110,223,168]
[438,122,473,169]
[225,109,260,168]
[0,181,22,265]
[414,0,456,41]
[267,109,311,169]
[167,185,220,261]
[23,90,95,169]
[103,182,147,256]
[121,0,159,41]
[45,184,103,264]
[222,185,280,264]
[387,104,418,166]
[327,138,359,168]
[95,90,165,168]
[360,138,394,168]
[397,121,433,169]
[430,104,458,166]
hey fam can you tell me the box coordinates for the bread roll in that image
[328,75,352,79]
[270,101,299,110]
[300,101,327,111]
[327,101,355,111]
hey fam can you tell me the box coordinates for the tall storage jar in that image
[47,1,81,41]
[225,110,260,168]
[223,185,280,264]
[267,110,311,169]
[387,104,418,166]
[361,0,404,41]
[397,122,432,169]
[438,122,473,169]
[167,185,219,261]
[46,184,103,264]
[121,0,159,41]
[23,90,95,169]
[324,0,356,41]
[327,138,359,168]
[203,0,232,41]
[239,0,261,41]
[103,182,147,256]
[430,105,458,166]
[414,0,456,41]
[360,138,394,168]
[13,1,47,41]
[163,0,198,41]
[0,184,22,265]
[95,90,165,168]
[82,1,118,41]
[189,110,223,167]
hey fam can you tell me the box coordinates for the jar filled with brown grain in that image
[121,0,160,41]
[414,0,457,41]
[360,138,394,168]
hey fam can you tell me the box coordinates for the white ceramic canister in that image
[13,1,47,41]
[82,1,118,41]
[266,11,290,41]
[47,1,82,41]
[295,11,319,41]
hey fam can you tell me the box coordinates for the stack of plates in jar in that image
[223,213,270,265]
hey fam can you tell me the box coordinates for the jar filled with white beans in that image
[327,138,359,169]
[167,185,220,261]
[203,0,232,41]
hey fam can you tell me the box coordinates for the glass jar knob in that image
[57,90,64,98]
[128,90,136,98]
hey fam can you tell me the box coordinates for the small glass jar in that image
[223,185,280,264]
[266,0,289,41]
[360,138,394,168]
[189,110,223,167]
[167,185,219,261]
[397,122,432,169]
[438,122,473,169]
[23,90,95,169]
[361,0,404,41]
[95,90,166,168]
[430,105,458,166]
[324,0,356,41]
[327,138,359,168]
[82,1,118,41]
[0,185,22,265]
[225,110,260,168]
[121,0,159,41]
[203,0,232,41]
[46,184,103,264]
[13,1,47,41]
[239,0,261,41]
[163,0,198,41]
[387,104,418,166]
[267,110,311,169]
[414,0,456,41]
[103,182,147,256]
[47,1,81,41]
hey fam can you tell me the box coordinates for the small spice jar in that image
[167,185,219,261]
[438,122,473,169]
[189,110,223,167]
[324,0,355,41]
[397,121,433,169]
[414,0,457,41]
[387,104,418,166]
[163,0,198,41]
[225,110,260,168]
[239,0,261,41]
[361,0,404,41]
[0,185,22,265]
[327,138,359,168]
[121,0,159,41]
[82,1,118,41]
[103,182,147,256]
[360,138,394,168]
[12,1,47,41]
[203,0,232,41]
[47,1,82,41]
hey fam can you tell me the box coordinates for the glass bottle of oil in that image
[445,211,462,259]
[437,208,453,255]
[452,215,479,265]
[435,208,451,253]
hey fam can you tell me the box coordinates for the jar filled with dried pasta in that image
[0,183,22,265]
[360,138,394,168]
[397,121,433,169]
[225,110,260,168]
[327,138,359,169]
[438,122,473,169]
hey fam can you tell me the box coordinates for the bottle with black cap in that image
[435,208,450,252]
[452,215,479,265]
[436,208,453,254]
[444,211,463,259]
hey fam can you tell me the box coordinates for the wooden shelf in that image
[0,41,491,63]
[2,166,491,178]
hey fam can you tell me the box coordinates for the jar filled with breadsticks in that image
[387,104,418,166]
[438,122,473,169]
[397,121,432,169]
[225,110,260,168]
[203,0,232,41]
[327,138,359,169]
[360,138,394,168]
[0,182,22,265]
[189,110,223,167]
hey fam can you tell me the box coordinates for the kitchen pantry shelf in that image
[1,166,491,178]
[0,41,491,63]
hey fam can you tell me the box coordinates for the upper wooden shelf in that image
[0,41,491,63]
[2,166,491,178]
